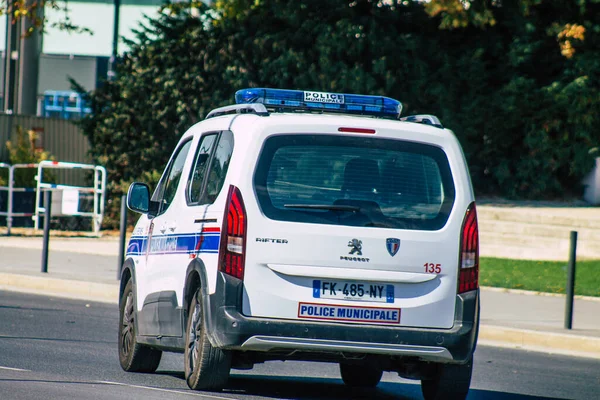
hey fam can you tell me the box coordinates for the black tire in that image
[184,289,231,390]
[118,279,162,372]
[339,363,383,388]
[421,358,473,400]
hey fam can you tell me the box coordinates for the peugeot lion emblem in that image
[348,239,363,256]
[386,238,401,257]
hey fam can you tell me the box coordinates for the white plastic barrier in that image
[34,161,107,234]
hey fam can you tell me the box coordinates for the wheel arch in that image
[119,258,137,299]
[184,259,209,316]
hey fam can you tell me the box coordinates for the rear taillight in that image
[458,202,479,293]
[218,185,247,280]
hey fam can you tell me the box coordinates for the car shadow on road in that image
[154,370,185,380]
[149,371,567,400]
[220,375,569,400]
[224,375,406,399]
[466,389,569,400]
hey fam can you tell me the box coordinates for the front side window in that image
[254,135,455,230]
[152,139,192,215]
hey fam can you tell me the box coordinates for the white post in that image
[7,165,14,234]
[33,163,43,230]
[93,166,99,234]
[98,166,106,234]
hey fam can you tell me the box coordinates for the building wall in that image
[0,114,91,185]
[0,114,90,162]
[0,1,163,55]
[0,53,103,109]
[43,2,162,57]
[38,55,98,93]
[0,1,162,99]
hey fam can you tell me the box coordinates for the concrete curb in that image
[480,286,600,302]
[0,273,118,304]
[479,325,600,360]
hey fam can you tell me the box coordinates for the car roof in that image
[184,111,454,145]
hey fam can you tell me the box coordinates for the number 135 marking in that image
[424,263,441,274]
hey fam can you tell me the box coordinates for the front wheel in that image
[339,363,383,388]
[421,357,473,400]
[184,289,231,390]
[118,279,162,372]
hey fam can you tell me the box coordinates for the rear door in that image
[186,130,236,294]
[243,132,463,329]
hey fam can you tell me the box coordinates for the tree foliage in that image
[0,126,55,187]
[77,0,600,227]
[2,0,92,36]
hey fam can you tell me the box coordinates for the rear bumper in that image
[205,272,479,364]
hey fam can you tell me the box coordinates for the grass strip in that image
[480,257,600,297]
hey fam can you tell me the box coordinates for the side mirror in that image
[127,182,150,214]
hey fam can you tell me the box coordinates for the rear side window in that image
[187,131,234,205]
[204,131,234,203]
[188,134,217,204]
[254,135,455,230]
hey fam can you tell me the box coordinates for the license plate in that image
[312,280,394,303]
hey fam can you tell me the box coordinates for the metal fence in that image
[34,161,106,234]
[0,161,106,234]
[0,114,91,186]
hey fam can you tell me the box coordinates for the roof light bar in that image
[235,88,402,119]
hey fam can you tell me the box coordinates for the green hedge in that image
[75,0,600,228]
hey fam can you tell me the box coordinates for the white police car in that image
[119,88,480,400]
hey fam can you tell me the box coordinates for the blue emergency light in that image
[235,88,402,119]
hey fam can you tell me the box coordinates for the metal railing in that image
[0,161,106,234]
[33,161,107,234]
[0,163,39,235]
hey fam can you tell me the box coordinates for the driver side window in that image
[151,139,192,216]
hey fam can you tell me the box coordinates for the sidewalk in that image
[0,235,599,360]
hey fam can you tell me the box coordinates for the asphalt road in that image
[1,291,599,400]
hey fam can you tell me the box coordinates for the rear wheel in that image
[421,358,473,400]
[118,279,162,372]
[184,289,231,390]
[339,363,383,388]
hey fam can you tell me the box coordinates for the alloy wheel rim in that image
[121,292,134,357]
[187,303,201,373]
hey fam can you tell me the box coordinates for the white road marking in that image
[0,366,31,372]
[97,381,235,399]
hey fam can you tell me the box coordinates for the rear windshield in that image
[254,134,455,230]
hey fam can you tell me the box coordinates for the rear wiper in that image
[283,204,360,212]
